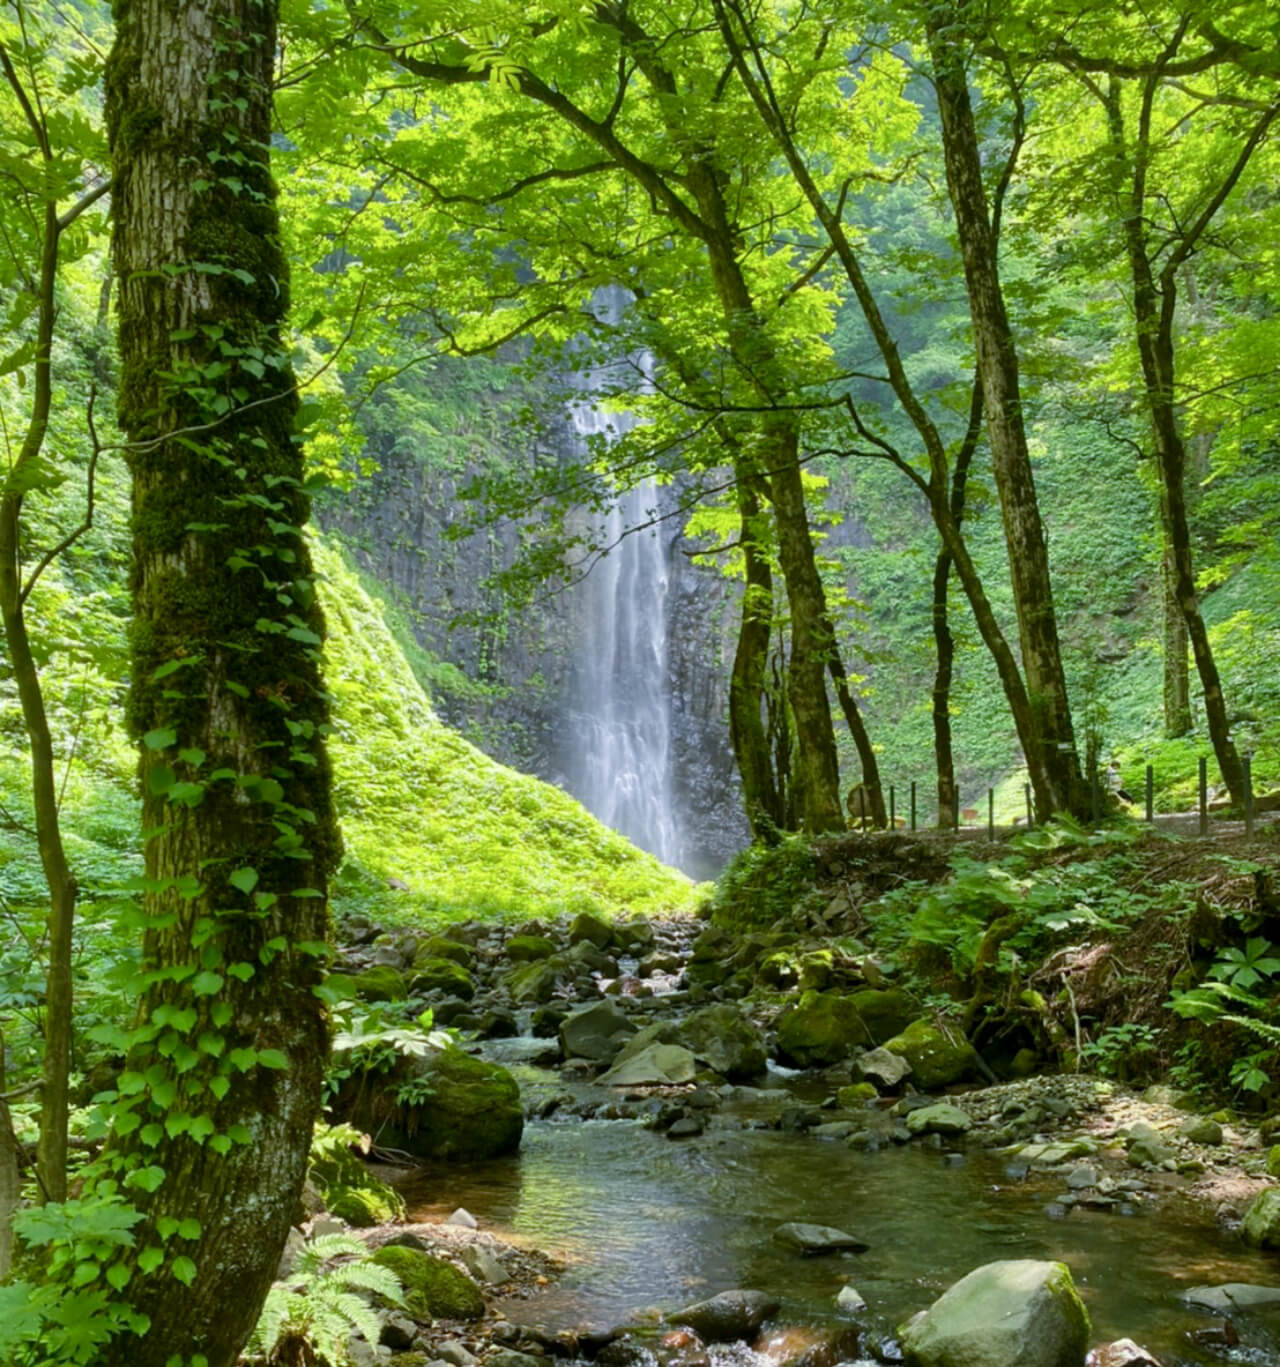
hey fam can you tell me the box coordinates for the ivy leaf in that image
[143,728,177,750]
[256,1048,288,1069]
[170,1256,197,1287]
[229,866,259,895]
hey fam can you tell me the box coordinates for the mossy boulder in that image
[345,966,408,1002]
[1242,1188,1280,1248]
[614,918,657,953]
[327,1184,404,1227]
[798,950,836,992]
[335,1045,523,1161]
[504,956,571,1004]
[568,910,615,950]
[676,1003,767,1081]
[414,937,474,970]
[847,989,918,1046]
[372,1245,485,1320]
[505,934,559,962]
[774,992,869,1068]
[757,951,800,990]
[899,1260,1089,1367]
[883,1019,978,1089]
[836,1082,878,1107]
[410,956,475,1000]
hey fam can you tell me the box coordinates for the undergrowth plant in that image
[243,1233,403,1367]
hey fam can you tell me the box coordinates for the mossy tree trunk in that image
[928,10,1086,819]
[102,2,338,1364]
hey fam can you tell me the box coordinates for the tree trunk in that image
[931,548,959,829]
[729,481,784,838]
[0,117,75,1205]
[102,3,338,1364]
[928,13,1085,818]
[1099,81,1246,806]
[1161,533,1192,736]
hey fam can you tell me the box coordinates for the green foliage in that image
[701,834,819,930]
[244,1233,402,1367]
[1079,1022,1158,1079]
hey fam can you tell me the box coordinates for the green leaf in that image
[125,1166,166,1194]
[177,1218,201,1240]
[256,1048,288,1070]
[229,866,259,895]
[171,1256,197,1287]
[191,971,224,997]
[144,728,177,750]
[137,1246,165,1275]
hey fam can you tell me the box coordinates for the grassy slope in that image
[0,531,694,927]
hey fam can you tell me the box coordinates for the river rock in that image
[905,1103,972,1137]
[667,1290,780,1341]
[1242,1188,1280,1248]
[754,1324,864,1367]
[882,1020,978,1090]
[505,957,571,1005]
[411,956,476,1000]
[615,918,657,953]
[569,910,616,950]
[1182,1282,1280,1312]
[835,1285,868,1312]
[1177,1116,1223,1145]
[847,989,918,1045]
[677,1003,767,1081]
[334,1043,522,1161]
[857,1047,912,1088]
[773,1222,869,1255]
[505,934,559,962]
[461,1245,511,1286]
[898,1260,1089,1367]
[415,936,475,969]
[559,1000,637,1062]
[601,1043,698,1086]
[775,992,869,1068]
[371,1246,486,1320]
[1086,1341,1161,1367]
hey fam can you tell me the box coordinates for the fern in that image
[245,1233,404,1367]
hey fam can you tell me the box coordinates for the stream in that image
[397,1065,1280,1367]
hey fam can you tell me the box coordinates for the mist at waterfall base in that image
[557,390,683,872]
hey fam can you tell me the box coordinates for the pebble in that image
[448,1208,479,1229]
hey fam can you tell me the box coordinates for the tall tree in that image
[100,0,338,1362]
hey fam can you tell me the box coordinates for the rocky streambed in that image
[285,907,1280,1367]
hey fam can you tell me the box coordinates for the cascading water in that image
[561,392,680,869]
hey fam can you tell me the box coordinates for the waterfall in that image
[562,395,680,868]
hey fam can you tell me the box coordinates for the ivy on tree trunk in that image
[100,1,338,1363]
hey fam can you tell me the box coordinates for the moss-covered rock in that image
[347,965,408,1002]
[1242,1188,1280,1248]
[568,909,615,950]
[774,991,868,1067]
[335,1045,523,1161]
[327,1184,404,1227]
[410,956,475,1000]
[504,956,571,1004]
[899,1260,1089,1367]
[676,1003,767,1081]
[847,989,918,1046]
[372,1245,485,1320]
[414,937,474,969]
[797,949,835,992]
[836,1082,878,1107]
[883,1019,978,1090]
[505,934,559,962]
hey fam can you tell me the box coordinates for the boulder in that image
[327,1185,404,1227]
[371,1245,486,1320]
[414,937,474,969]
[882,1019,978,1090]
[1177,1116,1223,1146]
[347,966,408,1003]
[600,1043,699,1087]
[335,1044,522,1161]
[775,992,868,1068]
[667,1290,780,1342]
[559,1000,637,1063]
[773,1222,869,1255]
[898,1260,1089,1367]
[857,1047,912,1088]
[615,919,657,953]
[504,958,571,1005]
[1181,1283,1280,1313]
[905,1103,972,1137]
[505,934,559,963]
[1085,1341,1161,1367]
[1242,1189,1280,1249]
[846,989,918,1046]
[568,910,615,950]
[411,957,475,1001]
[677,1004,767,1081]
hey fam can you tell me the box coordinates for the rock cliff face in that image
[317,435,748,880]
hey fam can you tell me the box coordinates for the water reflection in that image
[399,1119,1280,1363]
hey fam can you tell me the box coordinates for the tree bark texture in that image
[729,482,785,838]
[1161,533,1192,736]
[103,2,338,1363]
[928,12,1085,818]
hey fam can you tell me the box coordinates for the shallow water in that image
[400,1109,1280,1365]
